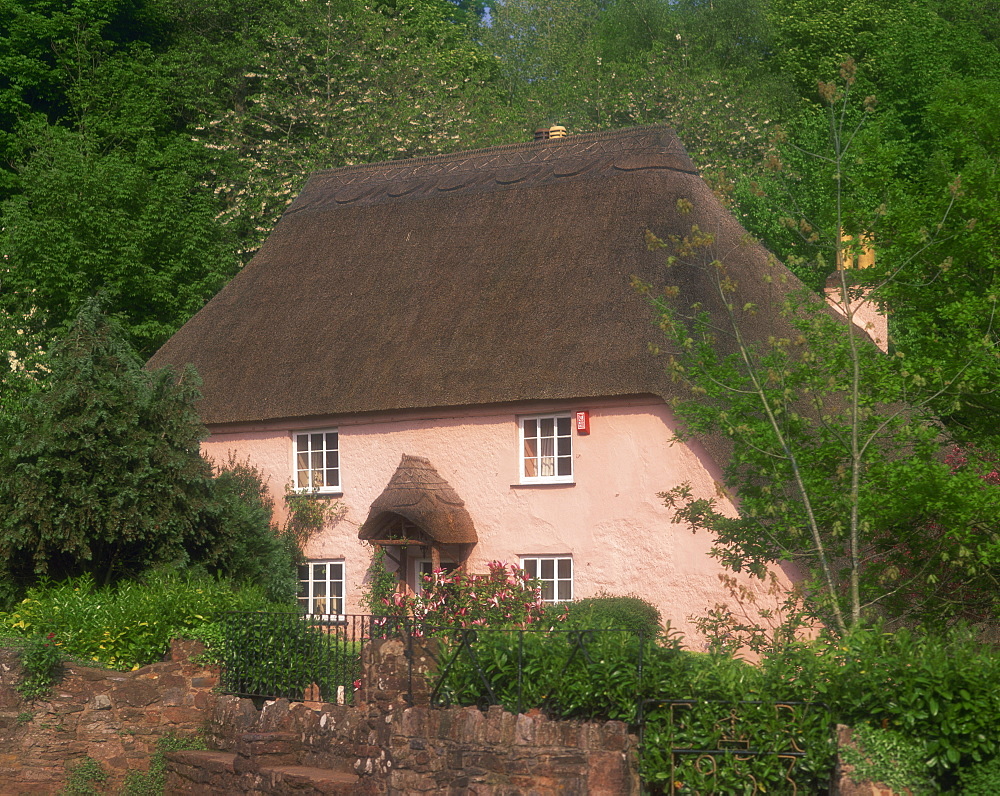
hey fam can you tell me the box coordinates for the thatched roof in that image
[149,125,799,424]
[358,455,476,544]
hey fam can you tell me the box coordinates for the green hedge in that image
[0,572,280,670]
[430,623,1000,793]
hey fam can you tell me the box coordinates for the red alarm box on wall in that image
[575,410,590,435]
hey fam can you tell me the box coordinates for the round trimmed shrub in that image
[555,593,663,637]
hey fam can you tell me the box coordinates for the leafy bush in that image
[841,723,935,795]
[410,562,547,628]
[435,626,678,720]
[432,626,833,793]
[959,755,1000,796]
[217,612,361,702]
[750,624,1000,790]
[0,300,216,597]
[555,593,663,637]
[201,456,299,604]
[822,626,1000,787]
[16,632,63,699]
[0,572,278,669]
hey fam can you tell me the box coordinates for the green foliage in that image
[841,723,935,795]
[645,67,1000,629]
[825,626,1000,785]
[434,622,1000,791]
[0,123,238,356]
[16,632,63,700]
[119,733,206,796]
[0,572,275,670]
[217,612,361,702]
[60,756,107,796]
[0,300,215,595]
[433,626,833,793]
[202,456,299,605]
[960,755,1000,796]
[554,593,663,638]
[435,627,680,720]
[360,546,403,618]
[281,485,345,553]
[200,0,516,259]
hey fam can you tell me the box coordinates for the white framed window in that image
[520,414,573,483]
[298,560,345,616]
[520,555,573,603]
[294,429,340,492]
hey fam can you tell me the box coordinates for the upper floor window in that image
[298,560,344,616]
[520,414,573,483]
[294,430,340,492]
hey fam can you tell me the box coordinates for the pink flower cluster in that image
[402,561,548,629]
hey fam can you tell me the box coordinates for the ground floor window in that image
[520,555,573,602]
[298,560,345,616]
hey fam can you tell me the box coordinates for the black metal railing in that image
[404,625,652,720]
[215,615,835,791]
[216,612,369,704]
[638,698,834,795]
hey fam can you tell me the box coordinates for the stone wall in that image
[0,639,217,793]
[169,695,638,794]
[166,637,639,794]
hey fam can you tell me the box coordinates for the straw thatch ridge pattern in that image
[359,455,477,544]
[148,125,802,426]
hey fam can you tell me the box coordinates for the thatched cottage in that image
[149,125,807,642]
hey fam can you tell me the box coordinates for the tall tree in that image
[201,0,518,259]
[0,299,215,596]
[648,65,1000,631]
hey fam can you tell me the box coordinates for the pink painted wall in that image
[202,396,793,647]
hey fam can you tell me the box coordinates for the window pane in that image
[524,419,537,437]
[557,437,571,456]
[296,434,309,450]
[558,558,572,578]
[540,417,554,437]
[524,559,537,578]
[556,416,571,435]
[540,581,554,601]
[523,438,538,477]
[297,452,310,470]
[310,433,323,449]
[557,581,572,601]
[313,563,327,579]
[326,468,339,487]
[326,432,338,449]
[557,457,571,476]
[540,559,554,579]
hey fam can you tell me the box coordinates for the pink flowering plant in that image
[361,554,549,630]
[409,562,548,629]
